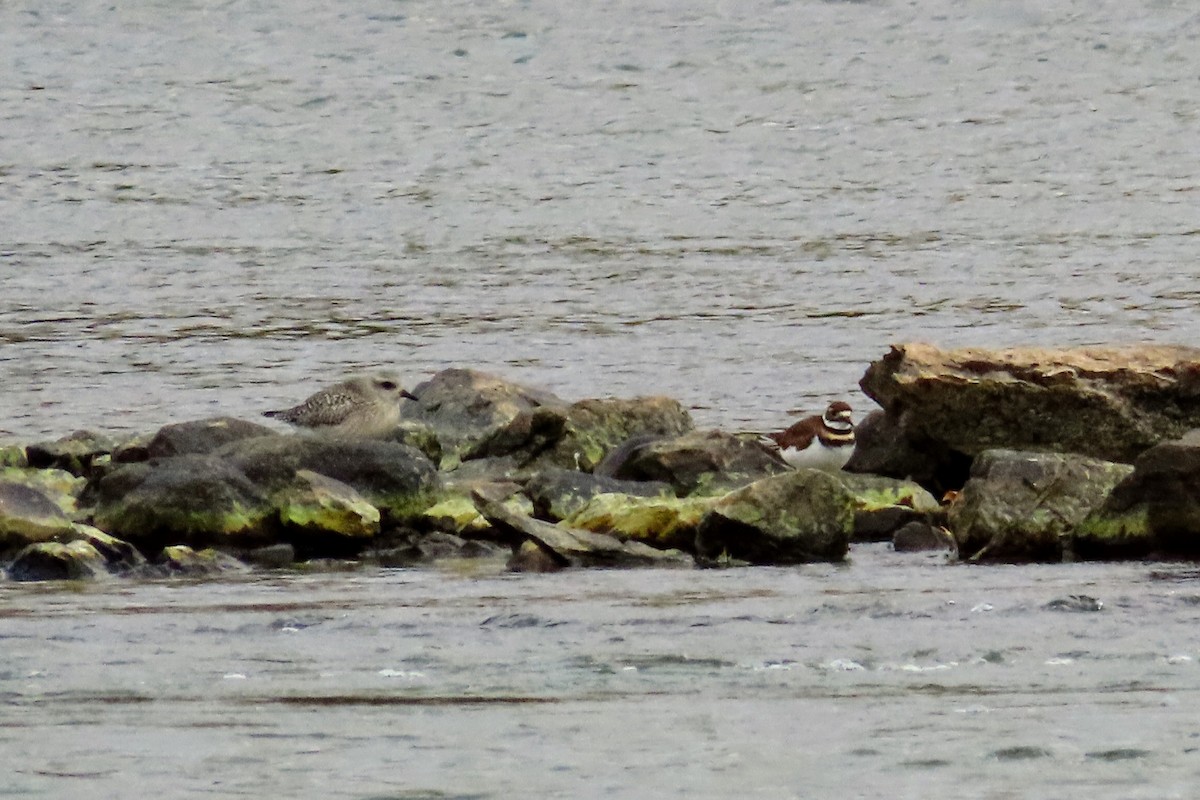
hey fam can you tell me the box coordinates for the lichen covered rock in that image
[7,540,110,581]
[949,449,1133,562]
[695,470,856,564]
[0,479,76,550]
[565,493,717,551]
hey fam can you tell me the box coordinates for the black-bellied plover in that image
[264,372,418,438]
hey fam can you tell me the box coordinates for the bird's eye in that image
[378,380,398,391]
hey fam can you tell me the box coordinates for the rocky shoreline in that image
[4,343,1200,582]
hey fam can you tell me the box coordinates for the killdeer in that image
[264,372,418,438]
[764,400,855,471]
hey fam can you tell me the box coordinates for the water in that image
[5,546,1200,798]
[4,0,1200,796]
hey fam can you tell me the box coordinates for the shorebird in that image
[764,400,855,471]
[263,372,418,438]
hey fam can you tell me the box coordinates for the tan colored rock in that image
[860,343,1200,464]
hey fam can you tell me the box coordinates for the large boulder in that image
[949,450,1133,563]
[1075,431,1200,558]
[695,470,856,564]
[275,470,381,557]
[860,344,1200,475]
[91,455,275,552]
[0,479,76,551]
[143,417,276,459]
[219,435,440,523]
[400,369,565,467]
[603,430,790,497]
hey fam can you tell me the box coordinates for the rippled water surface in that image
[5,547,1200,798]
[4,1,1200,796]
[3,0,1200,440]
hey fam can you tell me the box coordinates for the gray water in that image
[4,0,1200,796]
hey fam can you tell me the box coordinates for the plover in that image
[764,400,855,471]
[264,372,418,438]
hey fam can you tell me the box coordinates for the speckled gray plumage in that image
[264,372,415,437]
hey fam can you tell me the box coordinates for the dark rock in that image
[400,368,565,466]
[607,430,790,497]
[366,531,509,567]
[1076,430,1200,558]
[834,473,942,542]
[276,470,381,557]
[892,521,955,552]
[0,479,76,550]
[507,539,568,573]
[243,543,296,569]
[7,540,109,581]
[948,449,1133,563]
[472,489,691,569]
[64,524,147,573]
[843,410,972,494]
[695,470,856,565]
[219,435,440,522]
[525,467,674,521]
[860,343,1200,467]
[144,417,276,459]
[25,430,115,477]
[91,455,275,552]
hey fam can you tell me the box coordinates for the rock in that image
[860,343,1200,471]
[468,397,694,473]
[400,368,565,467]
[0,479,76,550]
[1075,431,1200,558]
[507,539,568,572]
[0,444,27,468]
[276,470,381,556]
[25,430,115,477]
[948,449,1134,563]
[7,540,110,581]
[524,467,674,521]
[159,545,251,576]
[63,524,147,573]
[144,417,276,459]
[219,435,440,523]
[91,455,275,552]
[366,531,509,567]
[695,470,856,564]
[388,421,443,463]
[1,467,86,518]
[472,489,691,569]
[605,430,791,497]
[833,473,942,542]
[843,410,971,495]
[242,543,297,569]
[565,493,717,551]
[892,521,956,552]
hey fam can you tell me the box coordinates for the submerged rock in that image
[892,521,956,553]
[860,343,1200,477]
[604,430,790,497]
[159,545,251,577]
[0,479,76,550]
[7,540,110,581]
[695,470,856,564]
[949,449,1133,563]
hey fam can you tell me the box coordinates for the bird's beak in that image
[401,389,419,402]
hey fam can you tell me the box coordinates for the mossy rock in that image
[7,540,110,581]
[566,493,717,550]
[0,479,76,550]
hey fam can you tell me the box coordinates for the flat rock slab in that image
[861,342,1200,464]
